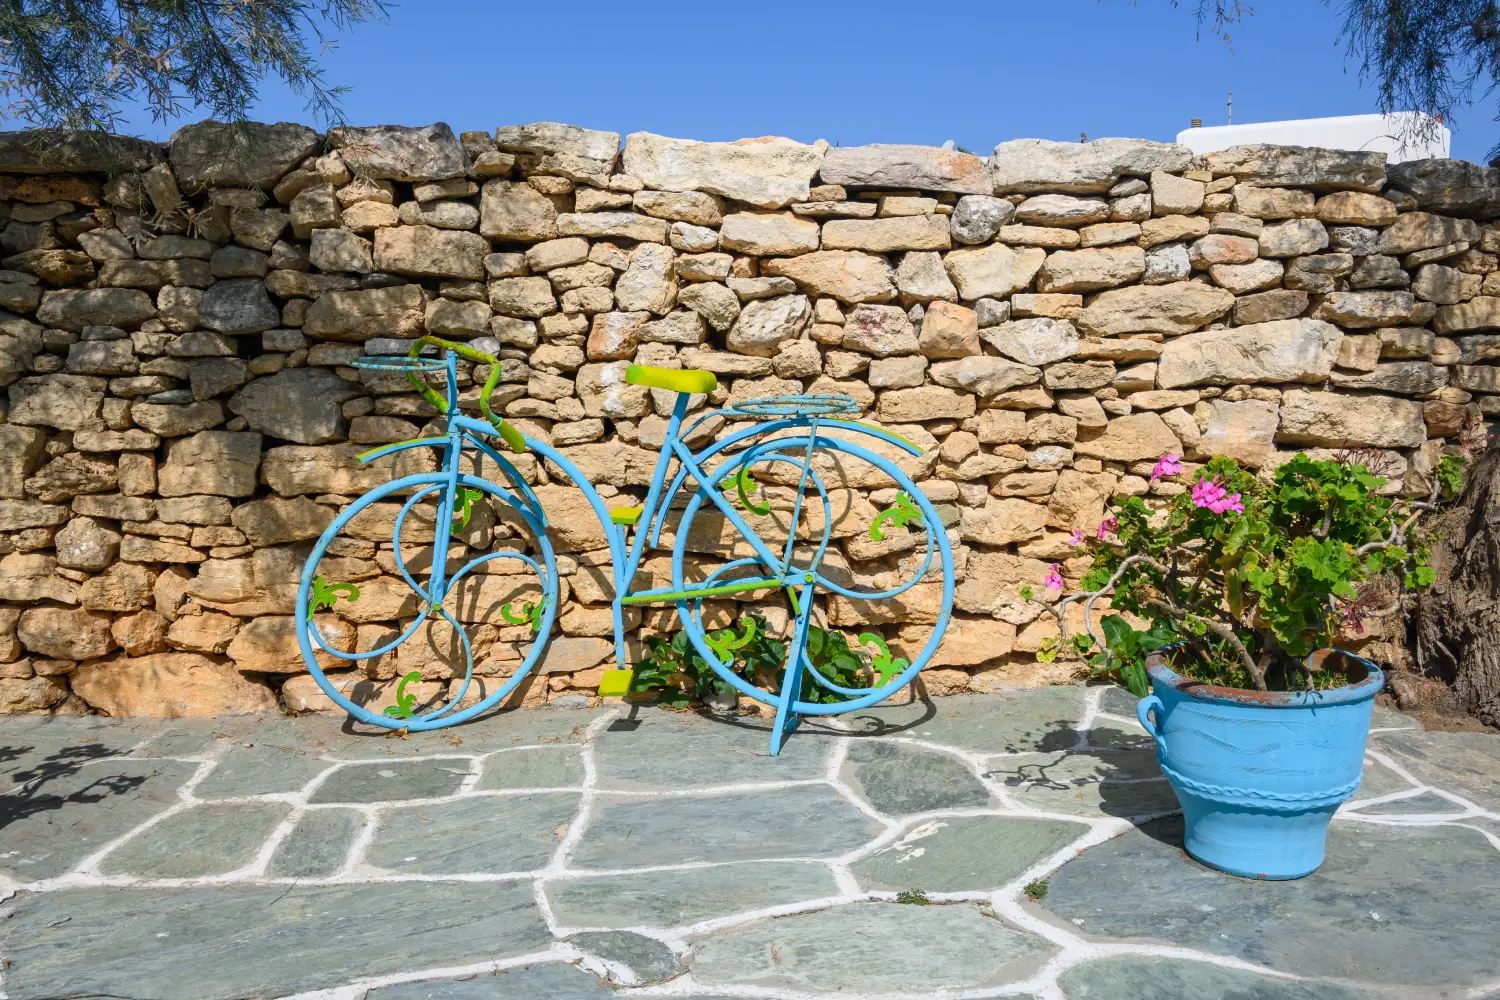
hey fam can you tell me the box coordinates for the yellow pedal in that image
[598,668,634,697]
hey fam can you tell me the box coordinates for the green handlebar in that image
[406,336,527,455]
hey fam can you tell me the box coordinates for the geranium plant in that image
[1027,451,1465,696]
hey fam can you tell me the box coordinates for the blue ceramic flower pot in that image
[1137,649,1383,880]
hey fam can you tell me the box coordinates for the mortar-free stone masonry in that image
[0,121,1494,718]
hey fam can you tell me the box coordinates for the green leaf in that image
[308,575,360,621]
[382,670,423,720]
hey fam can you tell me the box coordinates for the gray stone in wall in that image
[0,130,162,174]
[168,120,321,191]
[1202,144,1387,193]
[820,144,990,194]
[228,368,364,445]
[988,138,1194,194]
[1387,158,1500,218]
[198,278,280,335]
[329,123,468,182]
[1157,319,1343,388]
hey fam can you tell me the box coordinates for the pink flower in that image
[1042,564,1064,591]
[1096,517,1118,539]
[1192,476,1246,515]
[1191,476,1227,510]
[1068,529,1084,547]
[1150,454,1181,482]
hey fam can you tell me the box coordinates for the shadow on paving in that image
[983,719,1180,827]
[0,740,141,835]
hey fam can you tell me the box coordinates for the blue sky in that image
[84,0,1500,164]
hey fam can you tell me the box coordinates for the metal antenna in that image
[1228,90,1233,125]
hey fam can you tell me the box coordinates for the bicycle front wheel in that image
[295,470,559,730]
[669,427,954,721]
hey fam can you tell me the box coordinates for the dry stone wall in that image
[0,121,1494,717]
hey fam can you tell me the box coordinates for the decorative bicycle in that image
[295,336,954,754]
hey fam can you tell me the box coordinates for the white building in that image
[1175,112,1450,162]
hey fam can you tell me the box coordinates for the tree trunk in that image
[1409,439,1500,726]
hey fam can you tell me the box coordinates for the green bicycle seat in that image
[626,364,717,395]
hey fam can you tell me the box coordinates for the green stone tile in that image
[99,801,290,878]
[267,807,362,878]
[1043,818,1500,988]
[988,747,1176,818]
[309,758,471,803]
[572,786,878,868]
[592,709,828,791]
[1059,956,1392,999]
[842,741,993,815]
[369,963,615,999]
[194,741,335,797]
[545,861,843,930]
[567,930,681,983]
[1344,792,1467,816]
[688,901,1053,993]
[852,814,1090,892]
[365,793,579,874]
[476,745,584,789]
[0,881,550,1000]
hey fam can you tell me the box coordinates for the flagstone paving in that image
[0,685,1495,999]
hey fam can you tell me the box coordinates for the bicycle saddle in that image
[625,364,717,394]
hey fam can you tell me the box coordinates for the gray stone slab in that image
[194,740,334,797]
[1,757,198,880]
[477,745,584,789]
[1373,730,1500,811]
[366,793,579,874]
[267,806,362,877]
[1098,684,1138,717]
[688,901,1053,993]
[545,860,843,929]
[99,800,290,877]
[568,930,682,983]
[1043,818,1500,988]
[1345,791,1468,816]
[1059,956,1390,999]
[309,758,472,803]
[355,706,604,755]
[843,740,993,815]
[988,747,1178,817]
[128,718,232,757]
[572,786,879,868]
[369,963,616,999]
[593,709,828,791]
[853,814,1089,892]
[1089,719,1151,747]
[0,880,551,1000]
[839,687,1087,755]
[1370,703,1420,730]
[1347,755,1417,801]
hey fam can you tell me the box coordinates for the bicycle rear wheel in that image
[668,426,953,752]
[295,471,559,730]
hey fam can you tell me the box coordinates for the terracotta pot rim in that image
[1144,645,1384,709]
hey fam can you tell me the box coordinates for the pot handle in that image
[1136,694,1166,754]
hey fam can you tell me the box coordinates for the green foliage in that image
[1071,453,1460,691]
[307,575,359,620]
[382,670,422,720]
[631,614,904,708]
[870,492,924,541]
[895,889,931,905]
[1023,879,1049,902]
[0,1,390,131]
